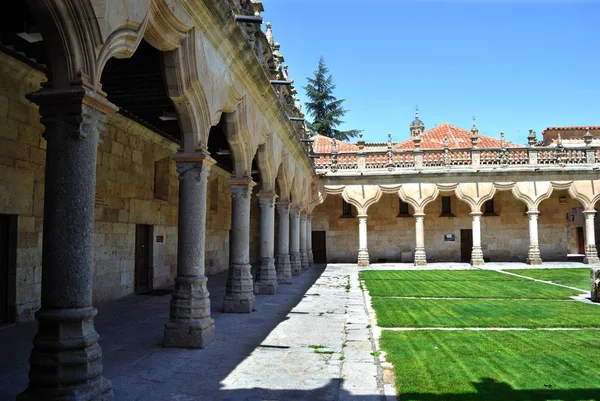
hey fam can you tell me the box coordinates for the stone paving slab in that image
[0,263,390,401]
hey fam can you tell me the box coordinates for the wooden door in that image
[135,225,152,293]
[460,229,473,262]
[0,214,16,323]
[312,231,326,263]
[577,227,585,254]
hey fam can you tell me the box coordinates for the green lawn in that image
[360,270,582,299]
[371,298,600,328]
[509,268,591,291]
[362,268,600,400]
[380,330,600,401]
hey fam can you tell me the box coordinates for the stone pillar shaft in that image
[414,212,427,266]
[18,89,113,400]
[358,215,369,267]
[289,206,301,276]
[276,201,292,283]
[223,178,256,313]
[255,192,278,294]
[164,154,215,348]
[300,213,309,270]
[583,210,600,265]
[307,216,314,267]
[527,211,542,265]
[470,212,484,266]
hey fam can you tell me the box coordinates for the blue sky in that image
[262,0,599,145]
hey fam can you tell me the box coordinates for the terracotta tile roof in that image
[541,126,600,137]
[394,122,517,150]
[312,122,517,155]
[312,134,359,153]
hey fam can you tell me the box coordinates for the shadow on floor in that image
[2,264,380,401]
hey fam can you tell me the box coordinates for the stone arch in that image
[568,180,600,211]
[455,182,496,212]
[276,152,294,201]
[220,98,260,178]
[163,29,213,153]
[256,133,283,193]
[309,182,327,214]
[341,185,382,216]
[511,181,553,211]
[398,183,439,214]
[26,0,106,89]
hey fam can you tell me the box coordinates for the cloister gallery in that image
[0,0,599,400]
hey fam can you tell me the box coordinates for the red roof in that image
[541,126,600,137]
[394,122,516,150]
[312,122,517,154]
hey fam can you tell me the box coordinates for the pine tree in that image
[304,57,361,141]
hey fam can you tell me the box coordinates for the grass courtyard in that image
[360,268,600,401]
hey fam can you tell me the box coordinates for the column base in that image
[358,249,369,267]
[527,247,543,265]
[470,247,484,266]
[300,250,309,271]
[308,249,314,267]
[290,252,302,276]
[164,276,214,348]
[584,245,600,265]
[223,263,255,313]
[254,257,278,295]
[591,267,600,302]
[276,254,292,284]
[164,319,215,348]
[17,307,113,401]
[414,248,427,266]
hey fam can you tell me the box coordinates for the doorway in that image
[135,224,153,293]
[0,214,17,323]
[577,227,585,254]
[312,231,327,263]
[460,229,473,262]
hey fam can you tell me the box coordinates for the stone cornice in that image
[180,0,315,179]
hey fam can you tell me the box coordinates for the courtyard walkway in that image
[0,264,392,401]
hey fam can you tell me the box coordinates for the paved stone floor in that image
[0,264,391,401]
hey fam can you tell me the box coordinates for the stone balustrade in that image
[314,144,600,175]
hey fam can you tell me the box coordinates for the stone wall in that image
[0,54,46,321]
[206,166,232,275]
[92,113,180,303]
[312,189,590,264]
[0,54,234,321]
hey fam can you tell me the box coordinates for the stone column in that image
[470,212,484,266]
[583,210,600,264]
[254,191,278,294]
[164,153,215,348]
[526,211,542,265]
[414,212,427,266]
[223,177,256,313]
[275,201,292,284]
[307,215,314,267]
[299,212,309,271]
[357,215,370,267]
[592,266,600,302]
[18,89,113,400]
[289,206,302,276]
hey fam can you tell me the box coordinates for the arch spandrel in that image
[276,152,294,201]
[455,182,496,212]
[221,98,260,178]
[341,185,382,216]
[568,180,600,210]
[256,134,283,193]
[379,184,402,194]
[163,29,212,152]
[511,181,553,211]
[309,182,327,214]
[398,183,439,214]
[144,0,193,51]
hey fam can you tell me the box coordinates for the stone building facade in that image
[0,1,598,400]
